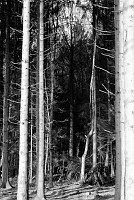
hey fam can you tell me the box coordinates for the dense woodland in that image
[0,0,134,200]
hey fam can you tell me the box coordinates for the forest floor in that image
[0,179,115,200]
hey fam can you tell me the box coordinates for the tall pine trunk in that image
[118,0,125,198]
[115,1,134,199]
[115,1,124,199]
[29,93,33,184]
[34,0,45,199]
[36,1,39,185]
[69,1,74,158]
[17,0,30,199]
[69,45,74,158]
[0,0,4,124]
[49,16,55,188]
[123,1,134,199]
[92,0,97,168]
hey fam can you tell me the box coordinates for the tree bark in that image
[114,0,120,199]
[0,0,4,123]
[92,0,97,168]
[115,1,134,199]
[17,0,30,199]
[69,1,74,158]
[119,1,125,198]
[29,93,33,184]
[36,0,39,186]
[123,1,134,199]
[49,16,55,188]
[80,129,93,183]
[34,0,45,199]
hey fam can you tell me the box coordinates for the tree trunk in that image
[115,1,134,199]
[44,70,50,176]
[114,0,120,199]
[2,0,11,189]
[36,1,39,186]
[118,1,125,198]
[110,142,114,178]
[49,17,55,188]
[80,129,93,183]
[92,0,97,168]
[29,93,33,184]
[92,66,97,168]
[123,1,134,199]
[17,1,30,199]
[69,49,74,157]
[69,1,74,158]
[0,0,4,123]
[34,0,45,199]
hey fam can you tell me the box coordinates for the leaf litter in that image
[0,180,115,200]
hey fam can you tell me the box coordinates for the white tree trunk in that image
[115,1,134,200]
[29,94,33,184]
[17,1,30,199]
[115,1,121,199]
[123,1,134,199]
[119,1,125,200]
[80,129,93,183]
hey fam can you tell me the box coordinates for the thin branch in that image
[11,61,21,65]
[93,3,114,10]
[10,27,23,34]
[101,52,114,59]
[102,84,115,96]
[11,82,21,87]
[7,99,20,104]
[96,44,114,52]
[99,89,110,95]
[95,65,114,75]
[8,119,19,125]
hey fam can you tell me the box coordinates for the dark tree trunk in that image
[2,0,11,188]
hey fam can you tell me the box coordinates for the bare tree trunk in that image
[122,1,134,199]
[114,1,124,200]
[92,0,97,168]
[36,1,39,186]
[92,64,97,168]
[2,0,11,189]
[80,129,93,183]
[44,72,50,176]
[0,0,4,125]
[17,1,30,199]
[69,1,74,158]
[114,1,120,199]
[115,1,134,199]
[44,5,50,178]
[34,0,45,199]
[119,1,125,198]
[29,93,33,184]
[49,17,55,188]
[110,142,114,178]
[69,49,74,158]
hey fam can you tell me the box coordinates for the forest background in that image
[0,0,116,199]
